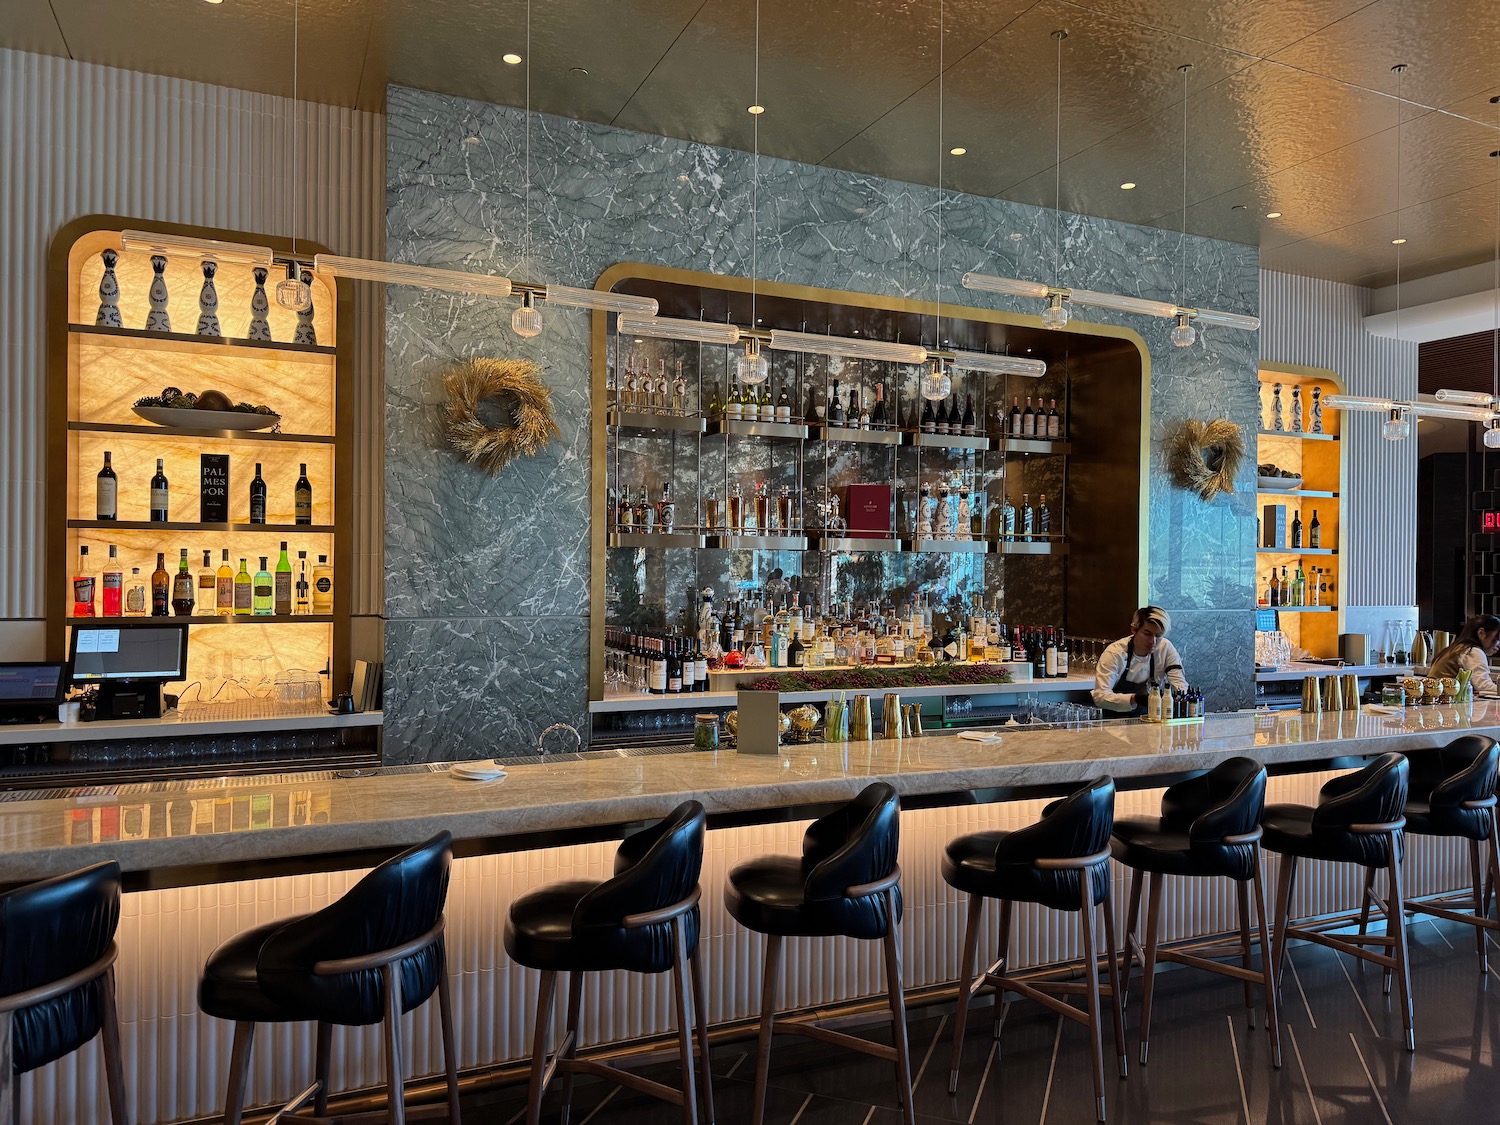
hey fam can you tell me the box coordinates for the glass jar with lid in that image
[693,714,720,752]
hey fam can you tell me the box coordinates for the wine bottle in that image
[828,380,846,424]
[197,549,216,612]
[1046,398,1062,439]
[234,558,253,615]
[151,551,170,616]
[871,383,888,427]
[96,451,118,521]
[725,380,742,421]
[1009,396,1022,436]
[962,393,977,436]
[804,383,822,425]
[1291,511,1303,549]
[253,556,273,615]
[776,384,792,423]
[149,458,169,522]
[296,550,311,614]
[249,463,267,524]
[1269,568,1280,606]
[1309,509,1321,549]
[274,541,293,615]
[102,545,122,616]
[1022,397,1036,437]
[295,463,313,525]
[935,395,950,435]
[172,548,195,615]
[920,397,936,433]
[216,549,234,615]
[72,545,96,617]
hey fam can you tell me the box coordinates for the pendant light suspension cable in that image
[734,0,769,384]
[274,0,312,311]
[1170,64,1197,347]
[921,0,954,400]
[1042,29,1070,330]
[510,0,543,337]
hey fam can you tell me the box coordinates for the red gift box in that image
[845,484,893,534]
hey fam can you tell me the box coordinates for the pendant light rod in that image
[120,231,273,268]
[960,272,1260,331]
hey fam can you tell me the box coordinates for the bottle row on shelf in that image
[605,587,1079,696]
[1261,382,1327,435]
[611,478,1056,543]
[1261,564,1334,608]
[71,542,333,619]
[95,451,317,525]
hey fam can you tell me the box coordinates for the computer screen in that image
[0,664,65,702]
[68,625,188,682]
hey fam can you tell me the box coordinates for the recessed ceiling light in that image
[748,104,765,115]
[1265,211,1282,218]
[1392,237,1407,245]
[1231,204,1247,210]
[949,146,967,156]
[503,53,523,65]
[1120,182,1137,190]
[202,0,224,5]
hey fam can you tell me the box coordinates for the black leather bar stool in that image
[198,831,460,1125]
[0,861,128,1125]
[1396,734,1500,970]
[1111,757,1281,1067]
[725,782,911,1125]
[505,801,712,1125]
[1262,752,1414,1050]
[944,777,1124,1124]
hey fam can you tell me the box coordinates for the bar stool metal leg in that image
[1099,889,1128,1080]
[314,1022,332,1118]
[1388,852,1415,1051]
[436,947,463,1125]
[670,921,702,1125]
[947,894,984,1093]
[557,972,585,1125]
[1252,864,1283,1067]
[1470,839,1489,972]
[1136,873,1163,1065]
[689,949,716,1125]
[993,899,1012,1043]
[750,933,783,1125]
[381,962,407,1125]
[525,970,559,1125]
[1235,881,1256,1027]
[223,1021,255,1125]
[1271,855,1298,988]
[881,895,915,1125]
[100,966,130,1125]
[1078,880,1108,1122]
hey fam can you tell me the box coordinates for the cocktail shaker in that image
[883,693,903,739]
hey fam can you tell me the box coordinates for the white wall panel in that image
[0,48,385,629]
[1260,270,1418,608]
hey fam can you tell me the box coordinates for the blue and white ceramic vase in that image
[292,269,317,346]
[196,261,221,337]
[247,267,272,341]
[145,254,171,332]
[95,249,123,328]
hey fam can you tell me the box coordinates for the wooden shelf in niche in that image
[810,536,902,553]
[1255,487,1337,499]
[68,421,335,445]
[70,323,336,361]
[706,419,809,441]
[65,615,334,625]
[996,437,1072,455]
[994,540,1068,556]
[1257,429,1338,442]
[607,532,706,548]
[69,519,335,534]
[904,432,990,452]
[1271,606,1335,613]
[813,425,903,446]
[707,534,810,551]
[1257,547,1337,556]
[606,409,706,433]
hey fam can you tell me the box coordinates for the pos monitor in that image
[68,623,189,719]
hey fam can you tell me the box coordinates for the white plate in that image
[133,405,281,431]
[450,760,507,781]
[1257,475,1303,492]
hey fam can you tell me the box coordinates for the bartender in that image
[1093,605,1188,715]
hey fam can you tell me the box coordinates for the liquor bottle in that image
[694,637,709,691]
[72,545,96,617]
[197,550,216,612]
[1009,396,1023,436]
[828,380,845,424]
[920,397,936,433]
[704,485,720,532]
[312,554,333,613]
[615,490,634,531]
[253,557,273,615]
[1309,509,1321,549]
[295,550,311,614]
[658,483,676,533]
[1280,566,1291,606]
[151,551,170,616]
[621,356,639,410]
[788,629,805,668]
[1308,566,1321,607]
[216,549,234,615]
[962,393,977,436]
[295,463,313,525]
[171,548,195,615]
[249,463,267,524]
[1269,568,1280,606]
[728,482,744,534]
[777,485,793,533]
[274,542,293,615]
[1000,495,1017,541]
[125,568,147,617]
[804,383,822,425]
[1294,566,1307,607]
[149,458,169,522]
[234,558,253,615]
[753,481,770,535]
[775,383,792,423]
[1020,493,1035,541]
[1291,510,1303,549]
[96,451,118,520]
[935,395,950,435]
[672,360,687,416]
[102,544,123,616]
[1046,399,1062,439]
[1031,630,1047,680]
[871,383,888,428]
[634,487,655,532]
[1022,397,1036,438]
[1037,494,1051,538]
[857,391,871,430]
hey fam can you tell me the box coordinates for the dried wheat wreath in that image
[1166,417,1245,502]
[443,357,560,474]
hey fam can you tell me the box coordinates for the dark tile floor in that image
[460,919,1500,1125]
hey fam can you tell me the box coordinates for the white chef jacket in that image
[1092,636,1188,713]
[1455,646,1500,699]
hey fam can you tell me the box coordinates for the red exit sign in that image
[1484,513,1500,530]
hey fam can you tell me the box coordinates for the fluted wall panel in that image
[1260,270,1418,608]
[0,48,385,626]
[16,772,1473,1123]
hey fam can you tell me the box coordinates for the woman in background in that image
[1428,615,1500,698]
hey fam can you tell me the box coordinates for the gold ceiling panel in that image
[1060,0,1378,59]
[3,1,68,57]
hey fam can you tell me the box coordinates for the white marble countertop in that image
[0,710,383,747]
[589,676,1097,713]
[1,704,1496,886]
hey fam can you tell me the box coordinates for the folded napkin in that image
[450,759,508,781]
[1362,705,1403,717]
[958,731,1003,743]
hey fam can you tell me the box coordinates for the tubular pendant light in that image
[960,273,1050,299]
[1184,306,1260,331]
[735,0,770,385]
[541,285,658,315]
[1067,289,1180,318]
[1322,394,1397,412]
[1408,400,1498,422]
[947,349,1047,377]
[768,329,927,365]
[313,255,514,297]
[1435,389,1498,407]
[617,315,741,345]
[120,231,273,268]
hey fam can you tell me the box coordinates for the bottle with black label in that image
[295,463,313,525]
[151,551,170,616]
[935,395,950,435]
[1020,493,1035,541]
[1309,509,1321,549]
[295,550,311,614]
[827,380,846,425]
[871,384,888,428]
[97,451,118,520]
[172,548,195,616]
[253,557,273,615]
[249,463,267,524]
[149,458,169,522]
[1291,510,1303,549]
[312,554,333,613]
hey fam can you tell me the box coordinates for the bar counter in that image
[5,703,1496,887]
